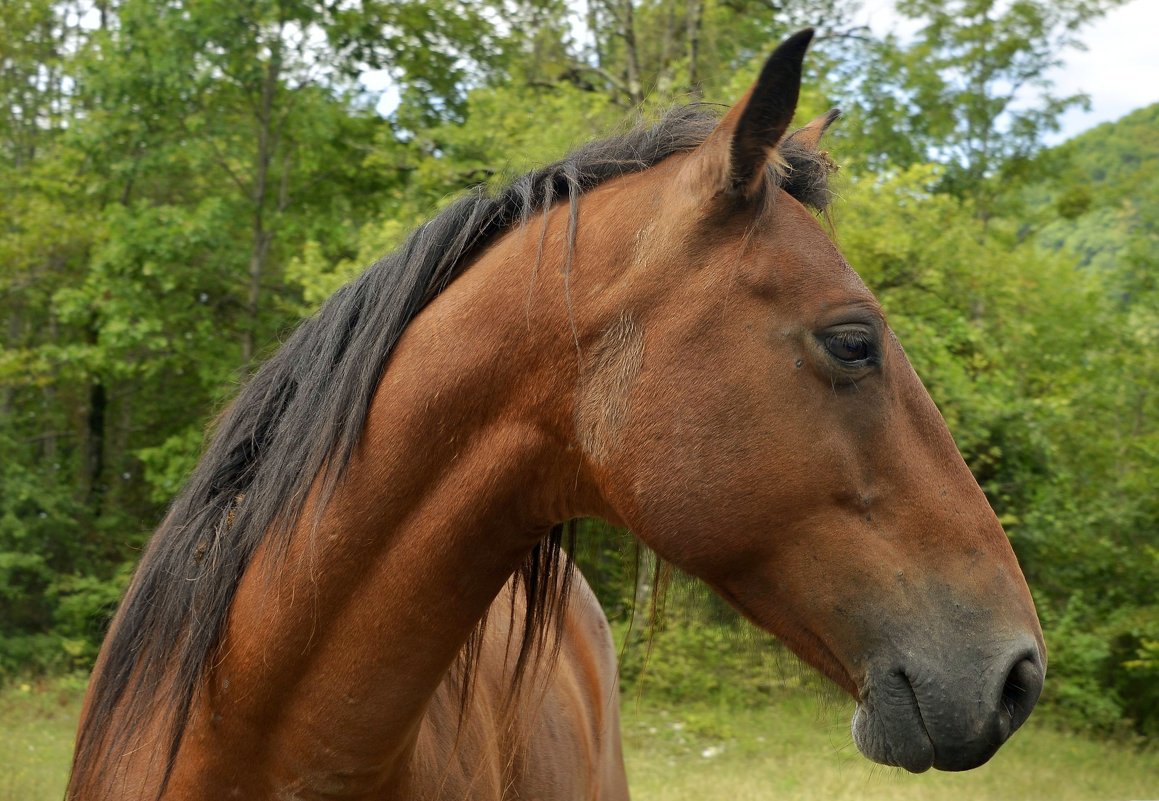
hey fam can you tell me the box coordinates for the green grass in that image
[623,694,1159,801]
[2,679,1156,800]
[0,677,85,801]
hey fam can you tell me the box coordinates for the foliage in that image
[835,155,1159,736]
[618,618,828,708]
[834,0,1127,198]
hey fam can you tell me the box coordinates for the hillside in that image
[1034,103,1159,276]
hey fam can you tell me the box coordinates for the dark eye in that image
[824,329,875,366]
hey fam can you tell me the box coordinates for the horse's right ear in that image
[684,29,814,202]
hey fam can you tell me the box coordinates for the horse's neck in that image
[165,219,603,796]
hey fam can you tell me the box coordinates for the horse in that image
[68,29,1046,800]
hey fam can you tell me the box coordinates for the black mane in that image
[70,104,836,792]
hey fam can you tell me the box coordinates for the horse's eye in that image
[824,330,874,365]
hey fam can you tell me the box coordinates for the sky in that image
[856,0,1159,142]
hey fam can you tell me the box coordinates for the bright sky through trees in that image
[860,0,1157,140]
[363,0,1158,140]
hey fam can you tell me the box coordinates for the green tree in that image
[0,0,394,672]
[835,0,1126,211]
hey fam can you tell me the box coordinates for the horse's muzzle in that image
[850,639,1044,772]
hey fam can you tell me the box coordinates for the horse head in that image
[571,30,1045,773]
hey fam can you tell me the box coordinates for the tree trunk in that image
[241,30,284,366]
[619,0,644,106]
[587,0,604,70]
[84,379,107,514]
[630,546,656,637]
[687,0,705,98]
[1,303,19,416]
[73,317,107,515]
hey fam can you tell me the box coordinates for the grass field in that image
[0,678,84,801]
[3,679,1156,800]
[623,695,1159,801]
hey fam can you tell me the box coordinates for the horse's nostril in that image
[1000,656,1043,736]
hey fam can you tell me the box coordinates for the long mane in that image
[70,104,836,791]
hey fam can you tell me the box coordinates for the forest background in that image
[1,0,1157,746]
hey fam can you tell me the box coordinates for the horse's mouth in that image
[850,653,1043,773]
[851,672,936,773]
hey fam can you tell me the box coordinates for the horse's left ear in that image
[687,29,814,201]
[781,108,841,152]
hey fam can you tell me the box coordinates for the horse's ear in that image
[781,108,841,153]
[688,29,814,201]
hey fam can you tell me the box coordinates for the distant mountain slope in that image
[1033,103,1159,274]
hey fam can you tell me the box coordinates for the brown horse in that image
[69,29,1045,800]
